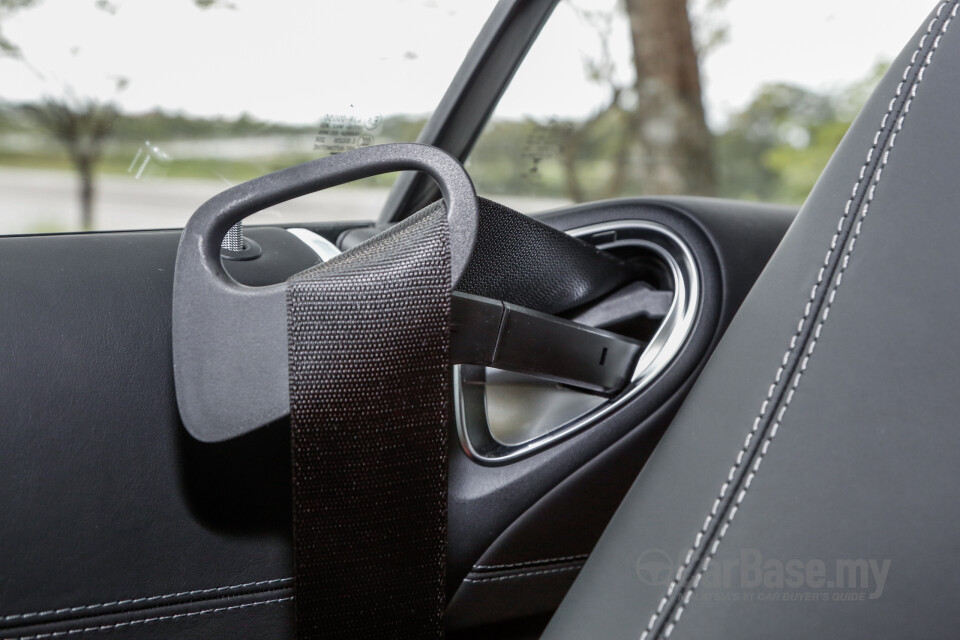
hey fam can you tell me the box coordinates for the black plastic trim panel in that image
[0,198,792,637]
[446,197,794,626]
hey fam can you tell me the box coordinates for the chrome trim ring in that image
[455,219,701,464]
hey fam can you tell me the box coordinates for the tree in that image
[624,0,715,195]
[3,0,237,229]
[22,84,123,229]
[714,63,888,203]
[2,0,123,229]
[558,0,717,202]
[559,6,634,202]
[0,0,36,57]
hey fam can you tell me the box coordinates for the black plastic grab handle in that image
[173,143,478,442]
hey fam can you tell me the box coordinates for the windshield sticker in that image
[313,111,382,155]
[521,118,573,181]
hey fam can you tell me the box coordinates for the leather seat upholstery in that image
[544,1,960,637]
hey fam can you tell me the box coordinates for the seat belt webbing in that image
[287,207,450,639]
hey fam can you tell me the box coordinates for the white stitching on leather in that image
[462,564,584,583]
[5,597,293,640]
[472,553,590,571]
[0,578,292,623]
[639,3,959,638]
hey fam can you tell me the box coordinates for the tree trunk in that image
[76,155,95,230]
[624,0,715,195]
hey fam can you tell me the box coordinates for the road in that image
[0,168,569,235]
[0,167,389,235]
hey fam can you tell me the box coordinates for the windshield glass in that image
[468,0,934,212]
[0,0,496,234]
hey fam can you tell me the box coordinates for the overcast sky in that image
[0,0,939,128]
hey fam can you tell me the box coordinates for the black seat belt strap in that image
[287,206,450,639]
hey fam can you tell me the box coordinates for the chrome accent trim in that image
[287,228,343,262]
[455,219,701,464]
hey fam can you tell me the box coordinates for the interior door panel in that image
[3,0,946,634]
[0,196,791,639]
